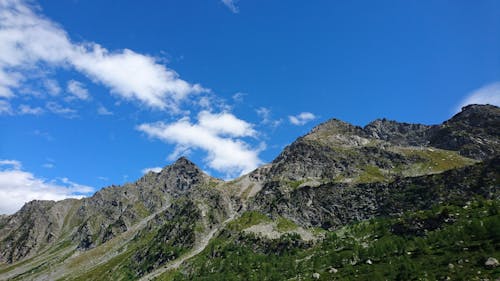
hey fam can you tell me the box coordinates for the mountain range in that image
[0,104,499,280]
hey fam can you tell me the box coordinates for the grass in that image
[227,211,272,232]
[397,147,477,176]
[357,165,386,183]
[276,217,298,232]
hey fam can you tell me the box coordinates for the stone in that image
[485,257,499,269]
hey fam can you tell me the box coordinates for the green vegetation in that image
[289,180,307,190]
[397,147,477,176]
[357,165,386,183]
[158,199,500,281]
[276,217,298,232]
[227,211,272,232]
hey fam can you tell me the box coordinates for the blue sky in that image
[0,0,499,214]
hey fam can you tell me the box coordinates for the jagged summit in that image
[168,156,199,171]
[306,118,364,139]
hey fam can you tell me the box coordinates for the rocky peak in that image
[429,104,500,160]
[446,104,500,128]
[306,118,364,138]
[364,118,432,146]
[156,157,210,192]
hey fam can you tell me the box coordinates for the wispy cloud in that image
[0,100,12,115]
[138,111,262,177]
[66,80,90,101]
[0,159,93,214]
[141,166,163,174]
[222,0,239,13]
[457,82,500,112]
[45,101,78,118]
[232,92,246,103]
[97,104,113,115]
[256,107,282,128]
[18,104,44,115]
[42,163,54,168]
[0,0,207,111]
[43,79,61,96]
[289,112,316,126]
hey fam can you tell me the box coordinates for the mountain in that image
[0,104,499,281]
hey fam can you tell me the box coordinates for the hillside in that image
[0,104,499,281]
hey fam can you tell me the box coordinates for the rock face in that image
[429,104,500,160]
[0,104,498,280]
[364,118,431,146]
[0,156,224,263]
[251,157,499,229]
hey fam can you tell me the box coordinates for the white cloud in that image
[18,104,43,115]
[45,101,77,117]
[66,80,89,101]
[256,107,282,128]
[232,92,246,102]
[42,163,54,168]
[97,104,113,115]
[0,0,207,111]
[141,166,162,174]
[222,0,239,13]
[198,111,257,137]
[44,79,61,96]
[137,111,262,177]
[289,112,316,126]
[0,100,12,115]
[0,159,93,214]
[0,159,21,170]
[457,82,500,112]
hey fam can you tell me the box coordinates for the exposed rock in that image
[251,157,499,229]
[429,104,500,160]
[329,267,338,273]
[485,257,499,269]
[364,118,431,146]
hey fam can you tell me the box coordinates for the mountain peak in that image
[306,118,364,140]
[171,156,197,169]
[460,103,498,113]
[156,156,210,192]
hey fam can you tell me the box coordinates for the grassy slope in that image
[158,199,500,281]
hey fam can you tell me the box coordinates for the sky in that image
[0,0,499,214]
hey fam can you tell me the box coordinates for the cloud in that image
[32,129,54,141]
[18,104,44,115]
[0,159,21,170]
[42,163,54,168]
[141,166,162,174]
[97,104,113,115]
[0,0,207,111]
[45,101,77,117]
[289,112,316,126]
[66,80,89,101]
[221,0,239,13]
[0,159,93,214]
[0,100,12,115]
[457,82,500,112]
[256,107,282,128]
[137,111,262,177]
[44,79,61,96]
[232,92,246,102]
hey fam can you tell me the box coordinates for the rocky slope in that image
[0,104,498,281]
